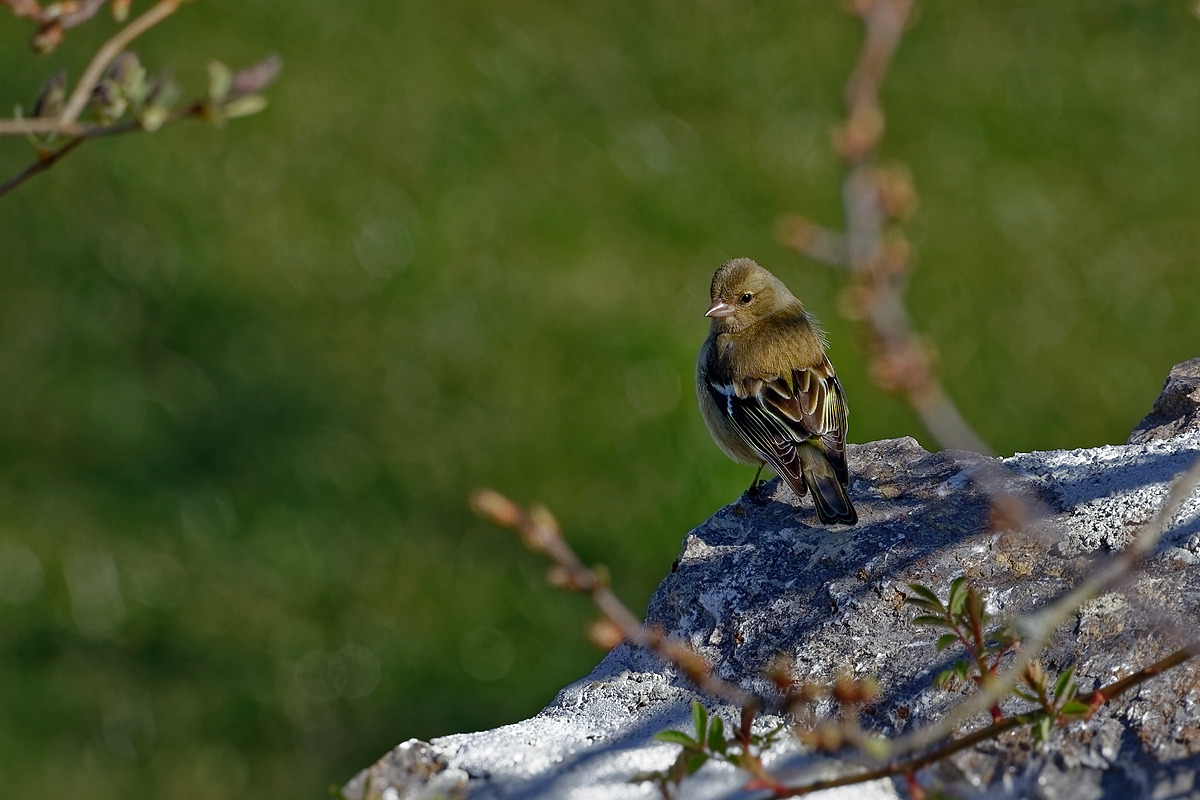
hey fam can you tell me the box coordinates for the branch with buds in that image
[1,0,281,197]
[472,488,1200,799]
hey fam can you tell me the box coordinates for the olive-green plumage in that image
[696,257,857,526]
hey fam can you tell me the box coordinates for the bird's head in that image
[705,257,802,332]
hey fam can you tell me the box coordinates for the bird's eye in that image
[740,293,753,304]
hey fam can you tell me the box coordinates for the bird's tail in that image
[798,444,857,526]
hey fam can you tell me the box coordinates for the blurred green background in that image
[2,1,1198,797]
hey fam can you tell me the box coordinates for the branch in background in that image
[2,0,127,53]
[0,45,282,198]
[59,0,182,125]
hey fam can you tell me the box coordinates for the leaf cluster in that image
[633,701,784,799]
[906,577,1017,698]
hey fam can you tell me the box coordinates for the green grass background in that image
[1,1,1198,797]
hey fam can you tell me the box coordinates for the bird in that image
[696,257,857,525]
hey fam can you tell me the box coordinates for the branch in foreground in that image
[471,480,1200,798]
[772,641,1200,798]
[889,451,1200,760]
[780,0,990,458]
[470,489,758,712]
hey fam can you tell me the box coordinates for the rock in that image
[1129,357,1200,444]
[344,361,1200,800]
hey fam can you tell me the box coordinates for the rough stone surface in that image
[1129,357,1200,444]
[345,362,1200,800]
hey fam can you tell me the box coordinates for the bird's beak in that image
[705,299,735,319]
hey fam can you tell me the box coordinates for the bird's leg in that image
[744,464,766,498]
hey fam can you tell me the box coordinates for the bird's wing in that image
[727,357,850,486]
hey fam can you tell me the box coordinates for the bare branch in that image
[775,214,848,268]
[0,117,89,136]
[0,135,88,196]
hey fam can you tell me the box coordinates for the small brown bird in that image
[696,257,857,525]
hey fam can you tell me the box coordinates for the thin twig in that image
[59,0,181,125]
[57,0,111,27]
[781,0,992,457]
[0,102,203,198]
[0,118,91,136]
[889,453,1200,758]
[1,0,108,26]
[0,136,87,196]
[471,486,1200,798]
[471,490,759,711]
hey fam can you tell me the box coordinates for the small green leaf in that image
[139,105,169,132]
[692,701,708,742]
[223,94,268,119]
[208,60,234,104]
[948,577,968,616]
[655,730,698,747]
[907,584,942,605]
[1060,700,1090,716]
[725,752,744,768]
[905,597,944,613]
[912,614,954,628]
[934,668,954,687]
[685,751,708,775]
[707,716,726,753]
[935,633,959,651]
[1032,715,1052,745]
[1012,687,1040,703]
[1052,666,1077,704]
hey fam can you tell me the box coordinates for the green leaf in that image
[707,715,726,753]
[934,668,954,687]
[685,751,708,775]
[692,701,708,742]
[905,597,944,613]
[655,730,698,747]
[1012,687,1040,703]
[935,633,959,651]
[1052,665,1077,704]
[139,105,169,133]
[1060,700,1090,716]
[948,577,968,616]
[208,60,233,104]
[912,614,954,628]
[223,94,268,119]
[1032,716,1052,745]
[907,584,942,605]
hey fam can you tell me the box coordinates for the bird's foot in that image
[743,480,769,501]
